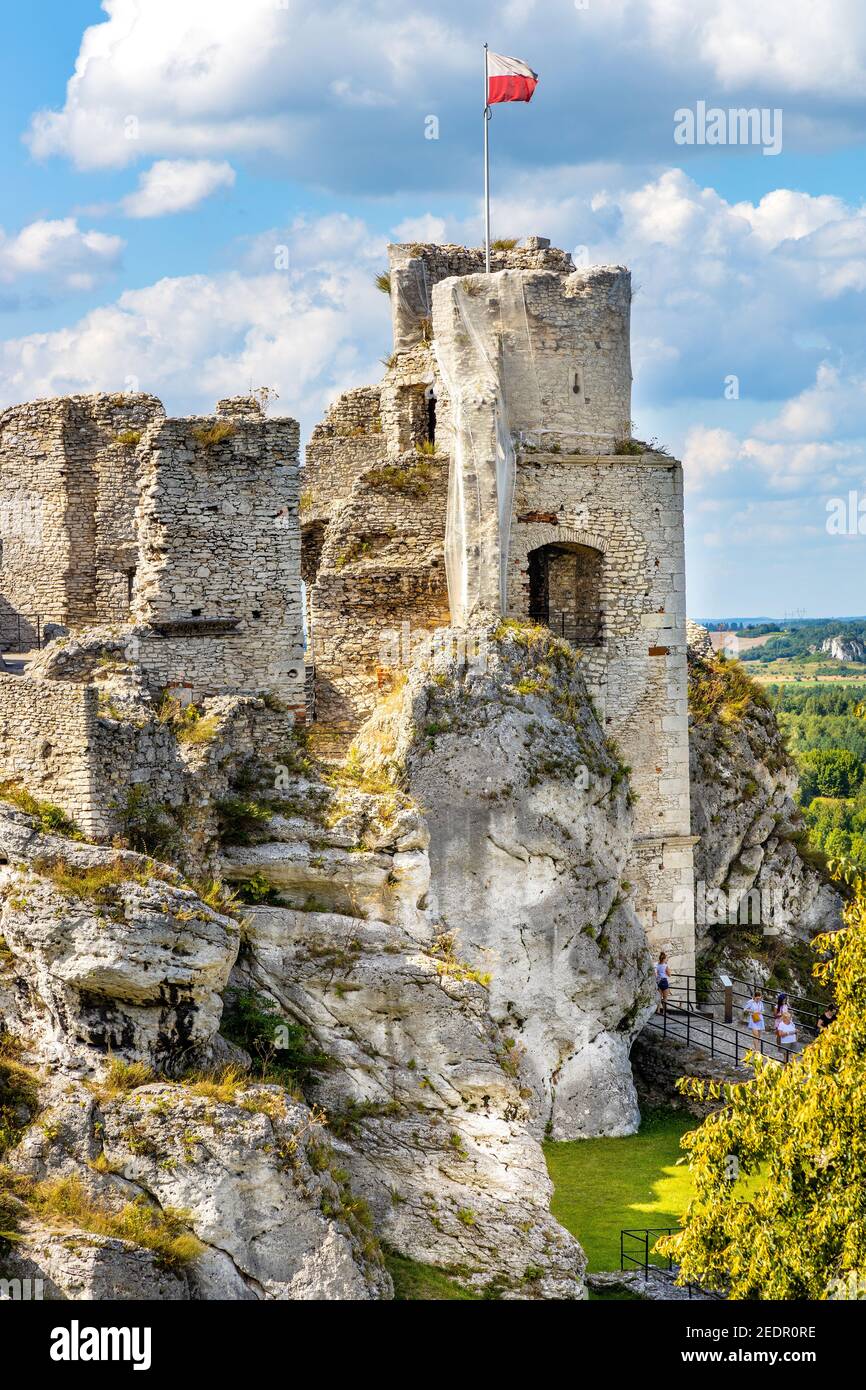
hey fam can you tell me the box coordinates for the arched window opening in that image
[424,385,437,446]
[527,542,603,646]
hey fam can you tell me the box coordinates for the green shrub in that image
[191,421,236,449]
[32,854,171,907]
[235,871,283,906]
[221,990,328,1086]
[0,1035,38,1157]
[27,1174,201,1272]
[112,786,180,857]
[0,781,82,839]
[114,429,141,448]
[215,798,274,846]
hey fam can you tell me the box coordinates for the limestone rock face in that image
[7,1076,389,1302]
[234,906,586,1299]
[97,1084,389,1300]
[686,642,843,976]
[353,623,656,1140]
[2,1223,190,1301]
[0,808,239,1073]
[821,636,866,663]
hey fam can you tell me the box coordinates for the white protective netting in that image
[434,271,546,626]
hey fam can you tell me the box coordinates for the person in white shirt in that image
[744,989,765,1041]
[777,1008,797,1052]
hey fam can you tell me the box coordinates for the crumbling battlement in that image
[0,393,166,647]
[0,392,305,714]
[388,236,574,352]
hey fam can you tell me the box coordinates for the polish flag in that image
[487,52,539,105]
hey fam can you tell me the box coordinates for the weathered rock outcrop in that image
[5,1073,390,1301]
[351,622,655,1140]
[233,906,584,1299]
[0,807,239,1074]
[821,636,866,663]
[686,630,843,985]
[3,1222,190,1301]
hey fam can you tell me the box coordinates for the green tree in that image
[657,864,866,1299]
[799,748,863,803]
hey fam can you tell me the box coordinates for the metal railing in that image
[528,610,604,646]
[705,973,824,1036]
[0,613,62,653]
[621,1226,676,1278]
[647,1002,796,1065]
[620,1228,723,1299]
[648,973,818,1065]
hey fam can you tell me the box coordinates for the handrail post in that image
[710,1017,714,1057]
[724,981,733,1024]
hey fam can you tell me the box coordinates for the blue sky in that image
[1,0,865,617]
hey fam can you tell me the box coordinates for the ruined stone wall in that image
[0,674,105,837]
[302,387,385,536]
[310,456,450,737]
[509,452,695,975]
[0,394,165,646]
[433,266,632,457]
[388,238,575,352]
[132,398,305,714]
[430,265,632,625]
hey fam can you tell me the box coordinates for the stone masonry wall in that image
[388,238,575,353]
[132,398,305,713]
[0,674,105,837]
[310,455,450,736]
[0,394,164,647]
[510,452,695,975]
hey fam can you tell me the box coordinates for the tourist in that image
[774,992,789,1043]
[777,1008,797,1053]
[817,1004,837,1032]
[744,989,765,1043]
[655,952,671,1013]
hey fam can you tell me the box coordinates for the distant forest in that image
[740,619,866,664]
[769,683,866,869]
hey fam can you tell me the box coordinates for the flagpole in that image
[484,43,491,273]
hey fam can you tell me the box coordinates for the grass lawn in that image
[544,1107,696,1273]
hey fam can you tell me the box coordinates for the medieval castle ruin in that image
[0,237,696,975]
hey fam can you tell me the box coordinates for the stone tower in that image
[303,237,696,976]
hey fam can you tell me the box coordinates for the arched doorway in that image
[528,542,603,645]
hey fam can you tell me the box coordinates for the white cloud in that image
[0,218,123,293]
[24,0,866,190]
[0,215,390,439]
[644,0,866,97]
[732,189,848,250]
[120,159,235,218]
[26,0,471,174]
[683,426,741,492]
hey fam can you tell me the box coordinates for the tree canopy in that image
[658,864,866,1299]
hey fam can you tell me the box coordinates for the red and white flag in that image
[487,51,539,105]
